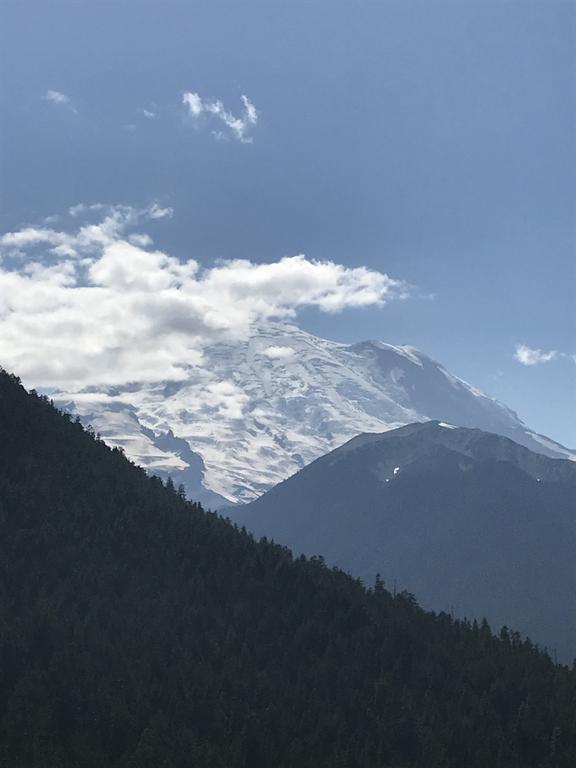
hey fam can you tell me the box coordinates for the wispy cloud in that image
[148,203,173,219]
[41,89,258,140]
[182,92,204,118]
[514,344,574,366]
[0,204,405,390]
[182,91,259,143]
[44,90,78,114]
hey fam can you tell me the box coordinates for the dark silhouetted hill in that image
[1,372,575,767]
[235,421,576,661]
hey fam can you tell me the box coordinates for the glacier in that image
[54,322,575,505]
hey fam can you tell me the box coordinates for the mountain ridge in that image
[233,421,576,661]
[54,323,574,504]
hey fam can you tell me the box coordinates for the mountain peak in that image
[350,339,429,366]
[330,421,576,486]
[55,322,575,504]
[234,421,576,661]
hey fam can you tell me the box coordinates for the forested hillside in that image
[235,421,576,661]
[0,369,575,767]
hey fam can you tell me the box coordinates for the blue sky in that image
[0,0,574,445]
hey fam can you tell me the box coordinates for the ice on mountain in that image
[54,321,576,504]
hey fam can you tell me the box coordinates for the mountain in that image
[54,398,230,509]
[54,322,575,505]
[233,421,576,661]
[1,368,576,767]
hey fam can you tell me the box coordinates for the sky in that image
[0,0,574,445]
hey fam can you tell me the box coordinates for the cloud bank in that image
[0,204,405,390]
[182,92,258,143]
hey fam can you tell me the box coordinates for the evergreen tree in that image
[0,368,574,767]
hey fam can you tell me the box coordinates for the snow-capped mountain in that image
[233,421,576,660]
[55,322,574,504]
[53,399,230,509]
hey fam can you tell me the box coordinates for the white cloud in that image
[128,233,153,247]
[514,344,574,366]
[0,205,406,390]
[44,90,78,114]
[148,203,173,219]
[263,346,296,360]
[182,92,204,118]
[182,91,259,143]
[45,90,70,105]
[141,108,158,119]
[200,381,250,419]
[69,203,107,218]
[241,95,258,126]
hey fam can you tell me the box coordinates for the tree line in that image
[0,369,574,767]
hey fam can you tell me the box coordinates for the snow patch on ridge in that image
[526,431,576,461]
